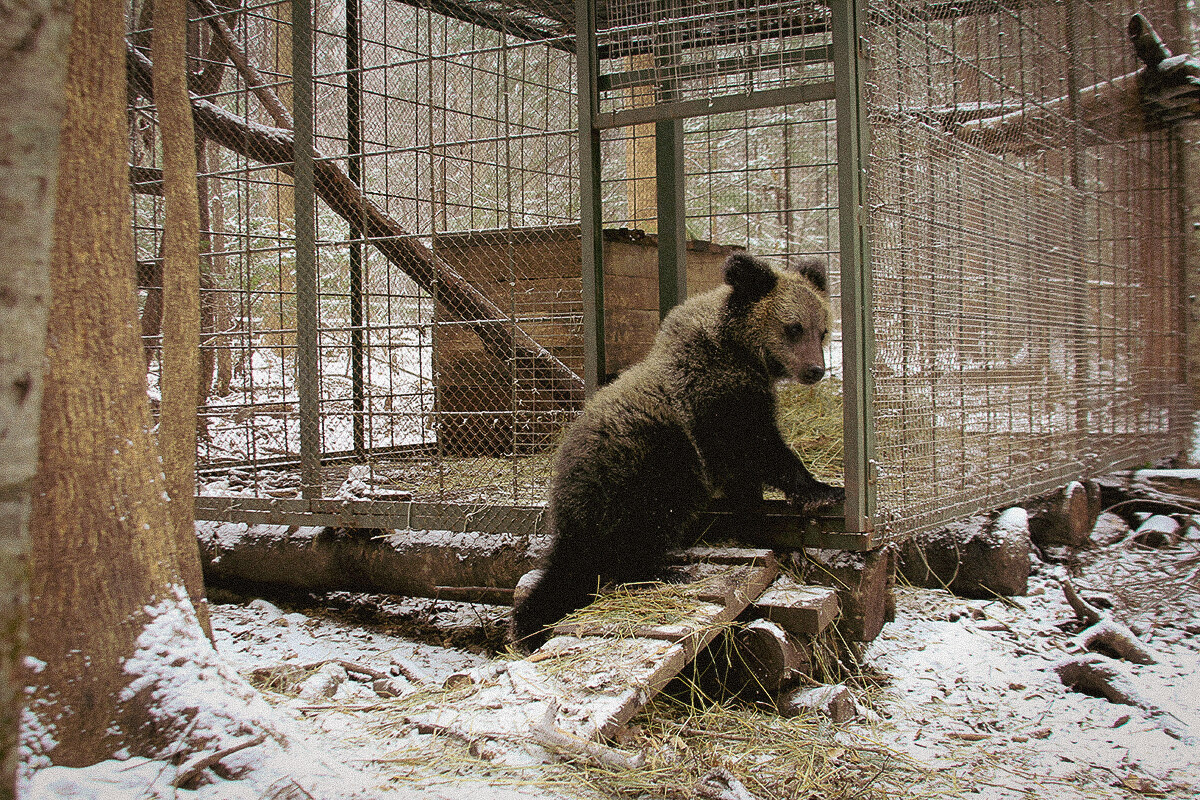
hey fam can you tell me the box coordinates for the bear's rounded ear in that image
[723,252,778,302]
[786,258,828,294]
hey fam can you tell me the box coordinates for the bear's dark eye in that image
[783,323,804,340]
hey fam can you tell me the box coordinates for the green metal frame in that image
[577,0,606,393]
[831,0,876,536]
[292,0,321,497]
[575,0,876,542]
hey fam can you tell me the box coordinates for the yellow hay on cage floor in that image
[778,376,845,485]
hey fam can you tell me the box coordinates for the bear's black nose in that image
[801,366,825,384]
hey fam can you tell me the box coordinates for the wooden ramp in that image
[406,549,779,745]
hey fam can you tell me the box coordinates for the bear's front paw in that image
[786,481,845,514]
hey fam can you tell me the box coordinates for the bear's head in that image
[722,252,832,384]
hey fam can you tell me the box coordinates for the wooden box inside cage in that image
[432,226,737,456]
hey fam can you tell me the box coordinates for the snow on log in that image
[197,521,542,604]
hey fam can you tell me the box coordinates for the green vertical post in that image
[655,0,685,317]
[832,0,875,535]
[292,0,320,496]
[656,119,686,317]
[346,0,365,455]
[577,0,606,392]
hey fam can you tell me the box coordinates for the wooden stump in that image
[792,547,893,643]
[1027,481,1096,549]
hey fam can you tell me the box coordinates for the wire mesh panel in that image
[862,0,1189,539]
[130,0,584,516]
[594,0,835,121]
[128,0,1190,541]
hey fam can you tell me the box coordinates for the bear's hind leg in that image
[509,567,593,652]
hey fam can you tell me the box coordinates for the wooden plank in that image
[581,559,778,737]
[395,558,781,749]
[751,576,839,636]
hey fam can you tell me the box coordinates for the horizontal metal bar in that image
[594,81,836,129]
[195,495,871,550]
[195,495,552,536]
[598,43,832,93]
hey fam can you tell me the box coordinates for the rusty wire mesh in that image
[863,0,1190,538]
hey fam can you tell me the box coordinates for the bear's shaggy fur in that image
[509,253,844,649]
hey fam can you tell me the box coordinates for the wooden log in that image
[792,547,893,643]
[898,507,1031,598]
[1027,481,1095,549]
[197,521,536,603]
[730,619,810,694]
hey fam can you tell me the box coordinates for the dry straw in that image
[777,376,845,486]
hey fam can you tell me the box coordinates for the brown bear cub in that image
[509,252,844,650]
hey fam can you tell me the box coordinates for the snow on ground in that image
[864,544,1200,799]
[21,512,1200,799]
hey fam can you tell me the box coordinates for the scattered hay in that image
[552,578,740,641]
[777,376,845,486]
[365,683,934,800]
[585,695,932,800]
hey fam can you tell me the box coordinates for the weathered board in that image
[751,575,839,636]
[400,549,778,745]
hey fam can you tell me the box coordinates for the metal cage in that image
[128,0,1191,547]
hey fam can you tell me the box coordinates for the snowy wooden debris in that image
[778,683,859,723]
[396,551,779,754]
[750,575,839,635]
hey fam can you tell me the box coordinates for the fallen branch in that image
[1054,655,1193,742]
[1060,577,1102,627]
[334,659,390,681]
[1061,578,1157,664]
[528,707,646,771]
[694,767,761,800]
[1074,619,1158,666]
[389,655,436,688]
[172,733,268,788]
[1054,654,1144,706]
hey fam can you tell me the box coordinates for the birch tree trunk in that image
[0,1,73,792]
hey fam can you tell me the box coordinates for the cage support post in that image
[346,0,365,455]
[656,125,685,316]
[832,0,875,535]
[577,0,606,392]
[292,0,320,495]
[655,0,686,318]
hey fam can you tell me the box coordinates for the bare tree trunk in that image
[25,0,197,763]
[0,1,74,793]
[152,0,210,637]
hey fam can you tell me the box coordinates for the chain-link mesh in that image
[863,0,1189,539]
[130,0,584,522]
[129,0,1189,541]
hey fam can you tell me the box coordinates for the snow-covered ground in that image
[22,502,1200,799]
